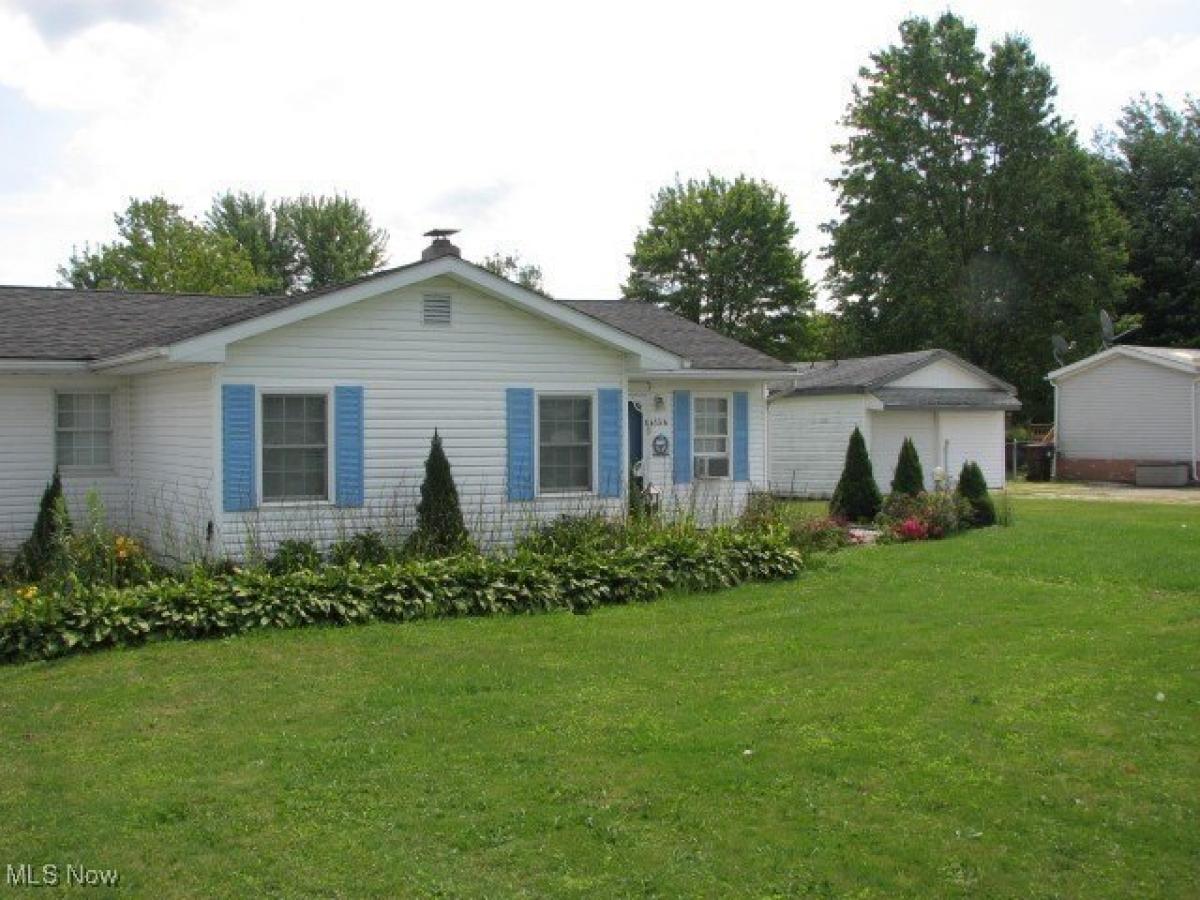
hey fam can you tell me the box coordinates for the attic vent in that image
[422,293,452,326]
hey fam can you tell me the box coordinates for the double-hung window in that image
[538,395,593,493]
[262,394,328,502]
[56,392,113,468]
[693,395,730,479]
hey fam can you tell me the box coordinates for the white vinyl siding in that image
[939,411,1006,488]
[216,276,631,554]
[0,376,131,554]
[127,365,218,562]
[1057,355,1196,462]
[888,358,996,390]
[767,395,870,497]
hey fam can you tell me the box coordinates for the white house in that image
[1048,345,1200,484]
[0,235,790,562]
[768,349,1019,497]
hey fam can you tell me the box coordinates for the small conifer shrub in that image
[956,461,996,527]
[890,437,925,496]
[408,430,471,556]
[830,427,882,523]
[13,468,72,582]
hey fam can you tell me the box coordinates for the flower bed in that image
[0,527,804,666]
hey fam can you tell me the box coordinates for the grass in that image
[2,499,1197,897]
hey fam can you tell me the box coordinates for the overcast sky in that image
[0,0,1196,300]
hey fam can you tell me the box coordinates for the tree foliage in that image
[1097,96,1200,347]
[830,427,882,523]
[63,192,389,297]
[276,194,388,292]
[60,197,262,295]
[408,431,471,557]
[890,437,925,496]
[823,13,1130,419]
[624,174,815,360]
[482,251,546,293]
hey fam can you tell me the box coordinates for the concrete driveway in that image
[1008,480,1200,505]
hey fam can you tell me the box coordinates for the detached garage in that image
[1048,345,1199,484]
[768,350,1019,497]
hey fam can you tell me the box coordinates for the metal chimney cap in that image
[422,228,462,261]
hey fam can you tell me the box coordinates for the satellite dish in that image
[1099,309,1139,348]
[1051,334,1073,367]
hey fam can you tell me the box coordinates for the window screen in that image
[262,394,328,501]
[538,395,592,492]
[56,393,113,468]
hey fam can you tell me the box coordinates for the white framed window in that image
[56,392,113,468]
[538,394,593,493]
[693,395,730,479]
[261,393,329,502]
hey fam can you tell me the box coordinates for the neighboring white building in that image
[1048,345,1200,484]
[0,236,789,562]
[768,350,1019,497]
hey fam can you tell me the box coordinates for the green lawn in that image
[2,500,1197,897]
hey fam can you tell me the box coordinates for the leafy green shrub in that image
[830,427,882,523]
[956,461,997,527]
[739,491,781,531]
[787,516,850,553]
[12,469,71,583]
[890,437,925,496]
[59,491,157,590]
[328,531,393,567]
[408,430,472,557]
[0,528,804,665]
[267,540,323,574]
[877,491,971,540]
[518,514,627,555]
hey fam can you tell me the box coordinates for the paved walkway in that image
[1008,480,1200,505]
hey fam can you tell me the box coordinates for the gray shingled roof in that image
[873,387,1021,411]
[0,261,787,372]
[774,349,1015,396]
[0,285,301,360]
[558,300,791,371]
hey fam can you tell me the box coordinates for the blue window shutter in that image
[334,385,365,507]
[506,388,535,501]
[672,390,692,485]
[733,391,750,482]
[597,387,623,498]
[222,384,256,512]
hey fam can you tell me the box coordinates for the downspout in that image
[1051,381,1060,479]
[1192,378,1198,484]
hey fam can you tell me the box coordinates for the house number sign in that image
[651,434,670,457]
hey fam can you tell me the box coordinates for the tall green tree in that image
[276,194,388,292]
[624,174,815,360]
[481,251,546,293]
[60,197,262,295]
[206,191,292,294]
[823,13,1129,419]
[1097,96,1200,347]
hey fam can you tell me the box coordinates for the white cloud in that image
[0,0,1196,296]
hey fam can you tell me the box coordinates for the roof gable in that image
[773,349,1014,397]
[1048,345,1200,382]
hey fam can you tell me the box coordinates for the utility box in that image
[1135,463,1190,487]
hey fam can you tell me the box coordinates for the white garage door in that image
[869,410,937,492]
[939,411,1006,488]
